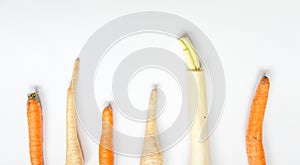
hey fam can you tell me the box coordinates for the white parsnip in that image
[66,58,84,165]
[140,88,163,165]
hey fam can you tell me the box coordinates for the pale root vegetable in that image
[27,91,44,165]
[99,105,114,165]
[180,36,211,165]
[140,88,163,165]
[188,71,210,165]
[246,76,270,165]
[66,58,84,165]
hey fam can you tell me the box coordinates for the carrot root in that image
[246,76,270,165]
[99,105,114,165]
[27,91,44,165]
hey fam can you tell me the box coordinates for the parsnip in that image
[66,58,84,165]
[140,88,163,165]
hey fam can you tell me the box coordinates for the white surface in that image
[0,0,300,164]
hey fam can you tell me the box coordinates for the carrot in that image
[99,105,114,165]
[66,58,84,165]
[27,91,44,165]
[246,76,270,165]
[140,88,163,165]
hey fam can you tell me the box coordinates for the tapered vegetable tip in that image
[72,58,79,83]
[99,105,114,165]
[102,105,113,124]
[262,76,270,85]
[246,75,270,165]
[28,91,40,101]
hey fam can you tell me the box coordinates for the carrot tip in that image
[105,104,113,111]
[102,105,113,118]
[27,92,39,101]
[107,103,112,111]
[261,76,270,85]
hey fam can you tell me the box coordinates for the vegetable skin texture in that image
[27,92,44,165]
[246,76,270,165]
[140,88,163,165]
[99,105,114,165]
[66,58,84,165]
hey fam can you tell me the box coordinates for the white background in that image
[1,0,300,164]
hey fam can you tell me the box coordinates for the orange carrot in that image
[99,105,114,165]
[246,76,270,165]
[27,91,44,165]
